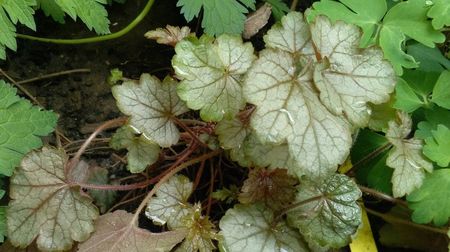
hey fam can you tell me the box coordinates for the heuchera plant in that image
[5,2,450,250]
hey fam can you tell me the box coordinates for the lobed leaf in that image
[220,203,309,252]
[427,0,450,29]
[173,34,255,121]
[215,116,250,149]
[386,112,433,197]
[423,125,450,167]
[112,74,189,147]
[145,175,193,229]
[407,169,450,226]
[78,210,186,252]
[7,147,98,252]
[287,174,362,248]
[0,81,58,176]
[431,70,450,109]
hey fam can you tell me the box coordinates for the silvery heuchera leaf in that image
[386,112,433,198]
[112,74,189,147]
[172,34,256,121]
[311,16,396,127]
[78,210,186,252]
[215,116,250,149]
[146,174,193,229]
[244,48,352,179]
[86,166,117,214]
[287,174,362,248]
[219,203,310,252]
[7,147,98,252]
[110,125,160,173]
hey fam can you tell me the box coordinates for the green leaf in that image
[263,0,289,20]
[87,166,117,213]
[401,69,439,97]
[110,125,160,173]
[0,0,36,59]
[212,185,239,204]
[219,203,309,252]
[173,34,255,121]
[176,0,255,35]
[7,147,99,251]
[407,169,450,226]
[386,112,433,197]
[423,125,450,167]
[78,210,186,252]
[379,0,445,74]
[51,0,110,34]
[393,78,425,112]
[287,174,362,248]
[415,106,450,140]
[431,70,450,109]
[37,0,65,23]
[238,168,297,211]
[0,81,58,176]
[427,0,450,29]
[146,175,193,229]
[112,74,189,147]
[308,0,386,47]
[407,43,450,72]
[0,205,5,243]
[215,117,249,149]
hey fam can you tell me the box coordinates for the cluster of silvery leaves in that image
[2,10,412,252]
[110,11,399,251]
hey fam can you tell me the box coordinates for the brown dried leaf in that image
[243,3,272,39]
[145,25,192,47]
[239,168,297,210]
[78,210,187,252]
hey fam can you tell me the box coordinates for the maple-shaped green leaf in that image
[239,168,297,211]
[427,0,450,29]
[87,166,117,213]
[173,34,255,121]
[146,174,193,229]
[308,0,386,47]
[287,174,362,248]
[423,125,450,167]
[407,169,450,226]
[7,147,98,251]
[215,116,250,149]
[311,16,396,127]
[393,78,425,113]
[219,203,309,252]
[43,0,110,34]
[78,210,186,252]
[386,112,433,197]
[110,125,160,173]
[112,74,189,147]
[0,81,58,176]
[415,106,450,140]
[175,203,219,252]
[177,0,255,35]
[431,70,450,109]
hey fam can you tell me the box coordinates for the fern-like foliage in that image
[0,0,113,59]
